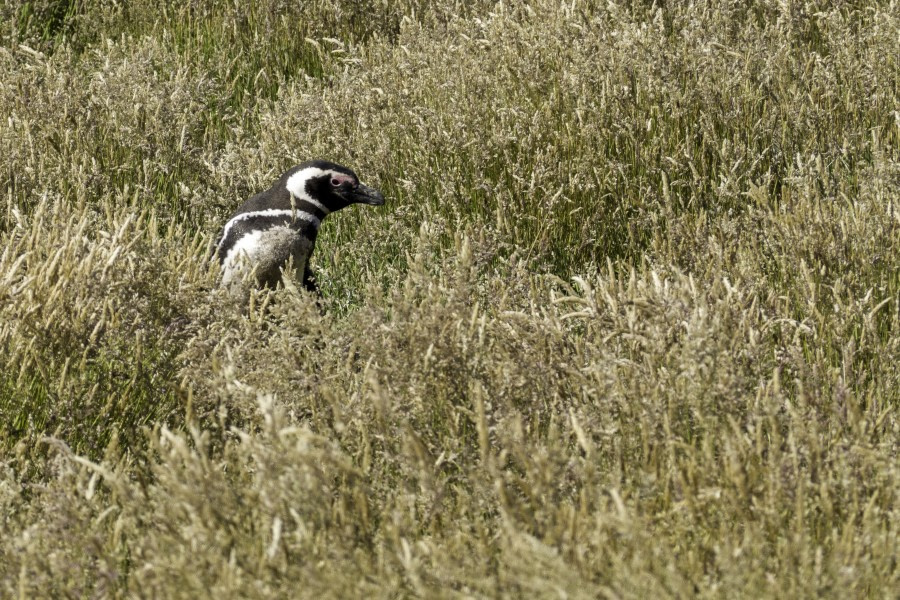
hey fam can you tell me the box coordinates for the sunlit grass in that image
[0,0,897,597]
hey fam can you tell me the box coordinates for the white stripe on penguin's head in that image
[285,167,332,214]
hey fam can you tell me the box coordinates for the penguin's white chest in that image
[221,226,313,287]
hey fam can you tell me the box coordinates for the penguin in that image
[215,160,384,294]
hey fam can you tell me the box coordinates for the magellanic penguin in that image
[215,160,384,294]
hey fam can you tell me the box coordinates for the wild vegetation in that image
[0,0,897,597]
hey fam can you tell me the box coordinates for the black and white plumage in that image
[215,160,384,293]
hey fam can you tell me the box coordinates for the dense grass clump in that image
[1,0,898,597]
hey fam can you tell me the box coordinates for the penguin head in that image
[285,160,384,213]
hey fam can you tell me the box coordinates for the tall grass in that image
[1,0,898,597]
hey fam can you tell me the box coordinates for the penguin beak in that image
[352,184,385,206]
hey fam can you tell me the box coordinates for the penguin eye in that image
[330,178,342,187]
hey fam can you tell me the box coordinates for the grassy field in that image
[0,0,898,597]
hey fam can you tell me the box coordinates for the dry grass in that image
[1,0,898,597]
